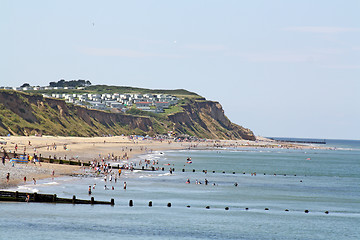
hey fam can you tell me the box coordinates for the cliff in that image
[168,101,255,140]
[0,90,255,140]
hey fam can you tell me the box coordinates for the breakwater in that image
[0,190,113,205]
[0,190,331,215]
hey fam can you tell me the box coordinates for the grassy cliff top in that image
[26,85,204,100]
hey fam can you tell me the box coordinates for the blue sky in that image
[1,0,359,139]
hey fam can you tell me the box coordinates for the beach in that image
[0,135,326,189]
[1,137,359,239]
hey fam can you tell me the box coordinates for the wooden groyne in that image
[0,190,114,205]
[1,151,157,170]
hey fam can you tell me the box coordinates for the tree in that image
[48,79,92,87]
[20,83,30,88]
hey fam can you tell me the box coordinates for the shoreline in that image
[0,135,329,189]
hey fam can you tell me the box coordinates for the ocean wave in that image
[158,173,171,177]
[17,186,39,193]
[43,182,59,185]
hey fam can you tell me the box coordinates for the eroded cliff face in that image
[168,101,255,140]
[0,91,152,136]
[0,90,255,140]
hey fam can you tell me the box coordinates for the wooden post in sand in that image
[53,194,57,202]
[111,198,115,206]
[34,192,38,201]
[72,195,76,204]
[91,197,94,204]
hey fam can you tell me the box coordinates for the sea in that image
[1,138,359,240]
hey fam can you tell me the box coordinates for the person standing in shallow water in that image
[88,186,92,195]
[123,182,127,190]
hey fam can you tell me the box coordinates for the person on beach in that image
[205,179,208,185]
[93,184,96,189]
[24,176,26,183]
[123,181,127,190]
[6,172,10,183]
[25,194,30,203]
[2,156,5,165]
[33,178,36,185]
[88,186,92,195]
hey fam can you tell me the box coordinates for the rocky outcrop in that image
[168,100,255,140]
[0,90,255,140]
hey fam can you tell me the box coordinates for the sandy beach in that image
[0,135,324,188]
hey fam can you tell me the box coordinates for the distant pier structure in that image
[269,138,326,145]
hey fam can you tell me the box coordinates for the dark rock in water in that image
[325,211,329,214]
[285,209,289,212]
[205,206,210,209]
[265,208,269,211]
[225,207,229,210]
[304,210,309,213]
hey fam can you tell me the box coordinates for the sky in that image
[1,0,359,140]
